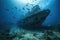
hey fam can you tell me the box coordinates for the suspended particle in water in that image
[31,4,34,6]
[28,10,31,14]
[15,7,17,9]
[26,4,29,6]
[27,8,30,11]
[32,0,35,2]
[35,0,37,1]
[22,7,25,10]
[5,9,9,11]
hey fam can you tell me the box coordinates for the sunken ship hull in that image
[18,10,50,30]
[18,5,50,30]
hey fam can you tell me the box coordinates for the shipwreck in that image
[17,5,50,30]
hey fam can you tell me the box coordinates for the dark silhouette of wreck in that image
[18,5,50,30]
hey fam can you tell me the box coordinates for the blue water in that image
[0,0,60,30]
